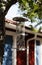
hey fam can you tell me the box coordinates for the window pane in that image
[2,35,13,65]
[36,40,42,65]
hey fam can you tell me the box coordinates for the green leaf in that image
[33,3,39,12]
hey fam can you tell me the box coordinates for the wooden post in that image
[12,35,17,65]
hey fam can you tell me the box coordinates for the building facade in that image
[0,20,42,65]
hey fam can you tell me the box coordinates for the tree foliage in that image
[0,0,17,43]
[0,0,42,32]
[18,0,42,20]
[0,0,17,17]
[18,0,42,32]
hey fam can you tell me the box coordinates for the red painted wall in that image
[17,50,27,65]
[29,40,35,65]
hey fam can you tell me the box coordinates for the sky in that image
[5,2,42,30]
[5,2,27,20]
